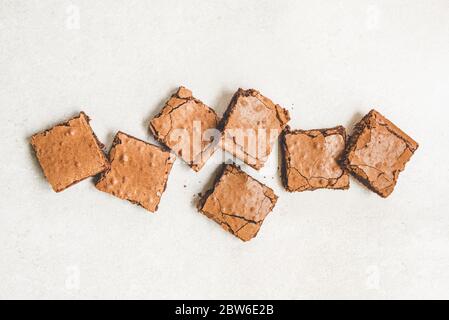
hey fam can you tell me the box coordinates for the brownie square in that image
[95,132,175,212]
[220,89,290,170]
[30,112,109,192]
[149,86,219,172]
[341,109,418,198]
[280,126,350,192]
[198,164,278,241]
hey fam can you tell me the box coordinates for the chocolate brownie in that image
[198,164,278,241]
[341,109,418,197]
[220,89,290,170]
[95,132,175,212]
[149,86,219,172]
[30,112,109,192]
[280,126,350,192]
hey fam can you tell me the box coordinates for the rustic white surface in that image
[1,0,448,299]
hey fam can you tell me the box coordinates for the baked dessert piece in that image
[149,86,219,171]
[280,126,350,192]
[198,164,278,241]
[30,112,109,192]
[220,89,290,170]
[95,132,175,212]
[341,109,419,198]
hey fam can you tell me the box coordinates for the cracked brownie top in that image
[199,164,278,241]
[95,132,175,212]
[341,109,418,198]
[30,112,109,192]
[281,126,349,192]
[220,88,290,170]
[149,86,219,172]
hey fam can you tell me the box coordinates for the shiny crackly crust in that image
[280,125,349,192]
[219,88,290,170]
[198,164,278,241]
[340,109,419,198]
[149,86,219,172]
[30,112,109,192]
[95,131,175,212]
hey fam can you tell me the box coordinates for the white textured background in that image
[1,0,448,299]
